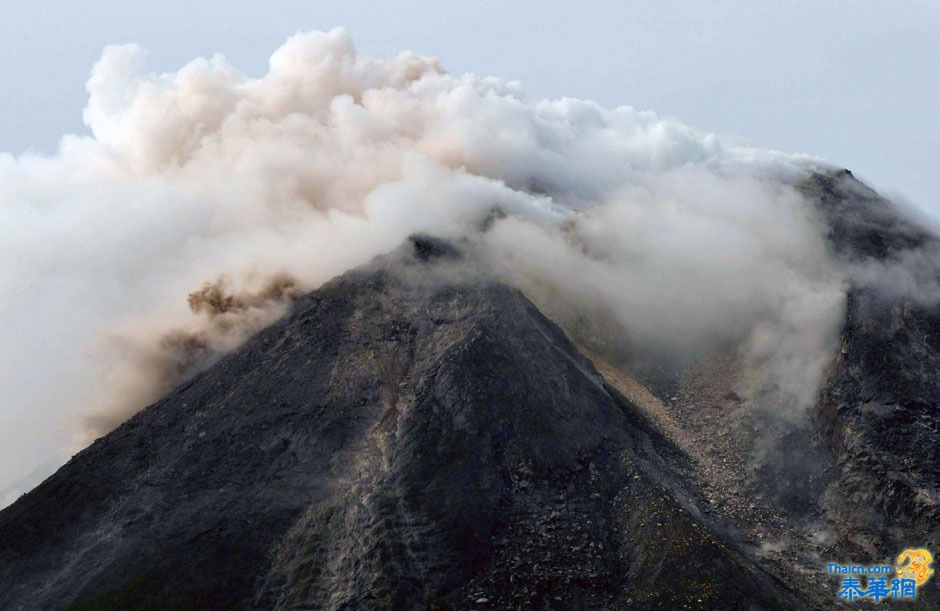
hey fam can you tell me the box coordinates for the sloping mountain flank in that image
[1,236,812,609]
[4,167,940,610]
[567,171,940,609]
[809,171,940,603]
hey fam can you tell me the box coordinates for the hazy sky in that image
[1,1,937,214]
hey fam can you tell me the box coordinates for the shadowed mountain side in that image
[802,172,940,605]
[0,237,811,610]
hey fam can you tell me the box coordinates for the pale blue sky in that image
[1,0,938,211]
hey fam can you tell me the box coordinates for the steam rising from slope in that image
[0,28,877,497]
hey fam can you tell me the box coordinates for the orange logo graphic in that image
[896,549,934,586]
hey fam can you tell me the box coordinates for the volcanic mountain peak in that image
[3,174,940,610]
[1,235,812,610]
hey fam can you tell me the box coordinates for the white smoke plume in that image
[0,28,869,500]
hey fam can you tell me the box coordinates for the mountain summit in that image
[2,172,940,610]
[1,235,807,609]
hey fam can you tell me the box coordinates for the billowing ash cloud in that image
[0,28,881,500]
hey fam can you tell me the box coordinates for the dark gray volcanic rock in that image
[802,172,940,604]
[0,237,809,609]
[6,169,939,610]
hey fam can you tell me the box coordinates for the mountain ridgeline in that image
[1,171,938,610]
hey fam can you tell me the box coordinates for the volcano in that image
[2,172,939,610]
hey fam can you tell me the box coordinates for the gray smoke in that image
[0,28,923,503]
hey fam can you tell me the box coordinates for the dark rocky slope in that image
[4,169,939,610]
[521,171,940,609]
[0,237,810,609]
[581,171,940,608]
[806,172,940,603]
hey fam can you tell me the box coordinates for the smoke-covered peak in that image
[0,28,932,502]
